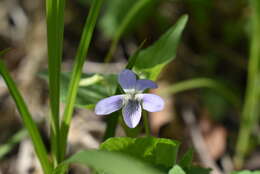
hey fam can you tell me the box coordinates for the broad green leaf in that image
[40,72,117,109]
[133,15,188,80]
[178,149,193,168]
[168,165,186,174]
[100,137,180,170]
[53,150,164,174]
[61,73,117,108]
[231,171,260,174]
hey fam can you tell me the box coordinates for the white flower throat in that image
[123,90,142,106]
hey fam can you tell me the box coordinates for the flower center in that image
[123,92,142,106]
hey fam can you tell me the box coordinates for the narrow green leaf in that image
[99,0,137,38]
[60,0,104,161]
[104,0,157,62]
[0,60,52,174]
[125,39,147,70]
[53,150,164,174]
[46,0,65,164]
[133,15,188,80]
[235,0,260,168]
[52,164,68,174]
[100,0,157,38]
[0,129,27,160]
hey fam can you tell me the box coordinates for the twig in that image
[181,107,223,174]
[220,155,234,174]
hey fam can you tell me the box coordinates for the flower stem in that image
[143,111,150,136]
[161,78,241,108]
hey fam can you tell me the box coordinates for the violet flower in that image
[95,69,164,128]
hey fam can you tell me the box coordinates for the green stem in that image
[103,112,119,141]
[235,0,260,168]
[104,0,151,63]
[161,78,241,108]
[0,60,52,174]
[59,0,104,161]
[143,111,150,136]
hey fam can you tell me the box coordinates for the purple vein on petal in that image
[122,100,142,128]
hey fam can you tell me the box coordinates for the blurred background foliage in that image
[0,0,259,173]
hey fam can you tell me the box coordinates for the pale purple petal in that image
[135,79,158,91]
[95,95,124,115]
[122,100,142,128]
[118,69,136,92]
[138,94,164,112]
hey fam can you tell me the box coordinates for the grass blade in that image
[235,0,260,168]
[0,128,27,160]
[104,0,155,62]
[46,0,65,164]
[60,0,105,160]
[0,60,52,174]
